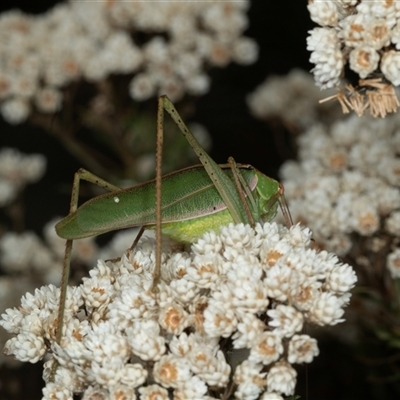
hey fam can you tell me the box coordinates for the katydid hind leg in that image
[153,97,164,291]
[161,95,251,226]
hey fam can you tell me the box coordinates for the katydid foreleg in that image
[227,156,255,226]
[51,169,125,380]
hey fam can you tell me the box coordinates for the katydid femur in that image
[54,95,292,354]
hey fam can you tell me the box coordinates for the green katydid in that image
[54,95,292,348]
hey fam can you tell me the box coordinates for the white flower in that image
[378,158,400,187]
[0,180,15,206]
[248,332,284,365]
[158,302,189,335]
[308,1,340,27]
[191,229,223,255]
[259,392,284,400]
[386,211,400,236]
[109,384,137,400]
[107,284,156,328]
[234,360,267,400]
[81,274,114,310]
[119,363,147,387]
[0,307,25,334]
[129,73,157,101]
[0,231,52,273]
[186,254,223,289]
[126,320,166,361]
[81,386,109,400]
[288,334,319,364]
[35,87,62,113]
[232,313,266,349]
[364,18,392,49]
[266,362,297,397]
[139,384,168,400]
[169,332,193,358]
[169,277,199,304]
[387,248,400,279]
[188,348,230,387]
[153,354,191,389]
[267,305,304,338]
[264,263,300,302]
[184,73,210,95]
[324,263,357,293]
[83,322,130,364]
[1,97,30,124]
[232,37,259,65]
[307,27,344,89]
[42,383,73,400]
[307,292,345,325]
[339,14,367,47]
[203,296,238,338]
[381,50,400,86]
[173,375,208,399]
[350,198,380,236]
[228,273,269,313]
[47,363,82,392]
[0,147,46,187]
[349,46,379,78]
[12,75,37,98]
[4,331,46,363]
[391,23,400,49]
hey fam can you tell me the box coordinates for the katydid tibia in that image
[54,95,292,351]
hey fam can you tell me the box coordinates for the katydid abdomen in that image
[55,164,281,243]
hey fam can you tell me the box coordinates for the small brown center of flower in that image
[349,23,364,43]
[259,342,275,356]
[72,328,83,341]
[62,59,80,76]
[267,250,283,267]
[296,286,312,305]
[0,79,10,95]
[298,342,312,356]
[148,390,167,400]
[329,152,347,171]
[393,257,400,269]
[176,267,187,279]
[253,375,267,387]
[113,389,128,400]
[92,287,105,295]
[372,25,388,41]
[199,264,214,274]
[159,361,178,381]
[164,308,181,329]
[358,50,371,68]
[358,212,378,233]
[195,352,207,362]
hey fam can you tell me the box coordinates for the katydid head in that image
[254,171,293,227]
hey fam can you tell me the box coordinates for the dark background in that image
[0,1,383,400]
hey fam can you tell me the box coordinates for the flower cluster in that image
[1,222,356,399]
[247,69,340,130]
[0,1,257,124]
[0,148,46,206]
[307,0,400,117]
[279,112,400,277]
